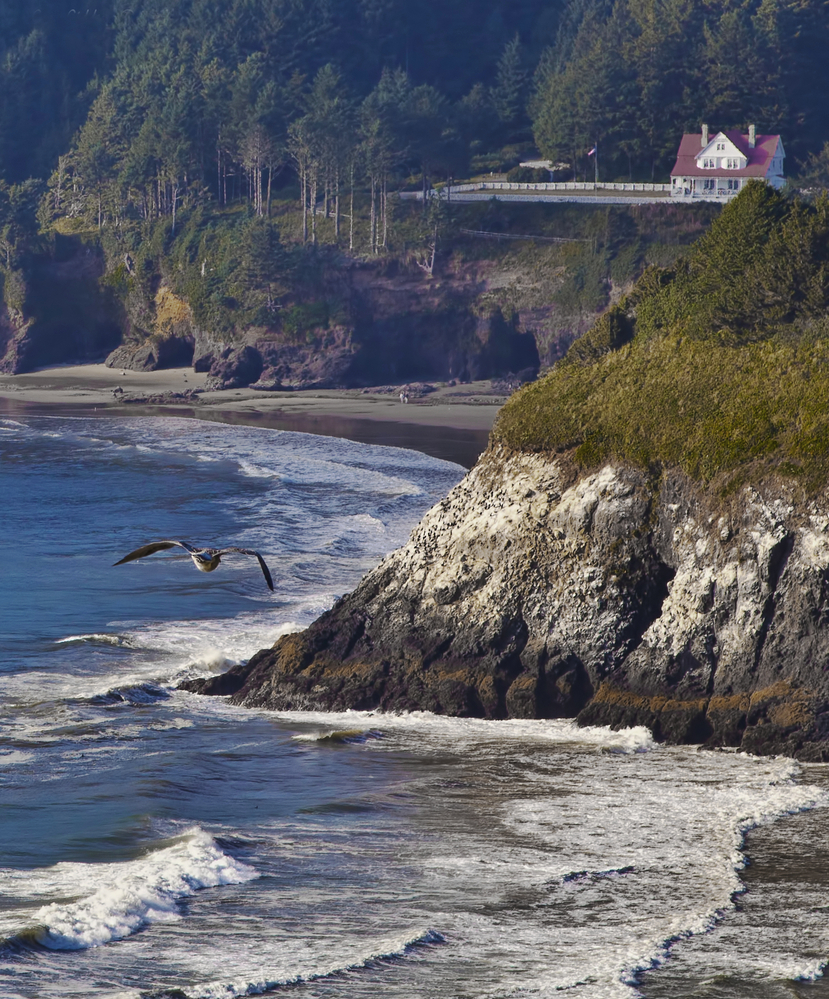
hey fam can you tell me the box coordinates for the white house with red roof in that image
[670,124,785,200]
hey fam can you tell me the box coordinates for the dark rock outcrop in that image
[0,299,33,373]
[204,344,264,390]
[105,285,196,371]
[3,244,549,386]
[201,328,361,391]
[181,447,829,759]
[106,334,194,372]
[186,260,543,390]
[0,241,122,373]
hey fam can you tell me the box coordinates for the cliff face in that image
[108,256,543,389]
[0,242,123,373]
[0,297,33,372]
[182,447,829,759]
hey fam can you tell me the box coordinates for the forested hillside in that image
[1,0,829,379]
[2,0,828,235]
[533,0,829,181]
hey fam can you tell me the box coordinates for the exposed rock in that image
[2,241,557,385]
[120,389,201,405]
[0,241,122,373]
[106,334,194,371]
[181,447,829,759]
[0,300,34,373]
[106,285,196,371]
[192,326,225,373]
[251,328,360,390]
[205,344,264,390]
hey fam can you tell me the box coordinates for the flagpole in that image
[595,140,598,187]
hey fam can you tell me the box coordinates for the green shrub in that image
[281,301,329,339]
[493,185,829,493]
[506,166,550,183]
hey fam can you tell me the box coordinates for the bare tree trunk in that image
[381,175,388,249]
[266,163,272,218]
[310,170,318,245]
[370,175,376,252]
[301,167,308,242]
[55,156,65,209]
[349,160,354,252]
[172,184,178,234]
[334,164,340,240]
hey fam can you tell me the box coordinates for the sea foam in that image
[12,828,257,950]
[191,928,445,998]
[283,709,656,754]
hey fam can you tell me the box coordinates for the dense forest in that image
[2,0,829,377]
[2,0,829,234]
[533,0,829,181]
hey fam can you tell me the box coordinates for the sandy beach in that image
[0,364,503,467]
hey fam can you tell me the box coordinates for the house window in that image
[727,179,740,190]
[716,142,725,150]
[702,158,716,168]
[726,158,740,169]
[703,178,715,190]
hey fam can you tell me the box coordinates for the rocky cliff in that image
[107,255,544,389]
[182,446,829,759]
[0,240,124,373]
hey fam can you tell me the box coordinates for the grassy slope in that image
[493,183,829,493]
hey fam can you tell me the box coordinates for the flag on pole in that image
[587,146,597,156]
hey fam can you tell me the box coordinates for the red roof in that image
[670,131,782,179]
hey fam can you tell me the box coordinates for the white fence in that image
[445,181,671,194]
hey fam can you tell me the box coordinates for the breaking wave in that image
[2,827,257,951]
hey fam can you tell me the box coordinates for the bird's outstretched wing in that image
[218,547,275,591]
[113,540,198,565]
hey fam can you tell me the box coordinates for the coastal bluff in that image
[181,445,829,759]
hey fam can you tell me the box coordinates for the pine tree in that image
[492,35,528,133]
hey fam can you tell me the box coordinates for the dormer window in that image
[726,158,740,169]
[702,158,716,168]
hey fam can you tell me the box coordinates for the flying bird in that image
[114,540,274,591]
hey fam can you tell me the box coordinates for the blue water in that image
[2,414,829,999]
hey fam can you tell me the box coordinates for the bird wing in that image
[113,540,197,566]
[217,548,275,591]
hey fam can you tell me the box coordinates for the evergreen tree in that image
[491,35,529,137]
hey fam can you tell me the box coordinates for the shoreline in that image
[0,363,501,468]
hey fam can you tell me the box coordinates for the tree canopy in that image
[3,0,828,216]
[531,0,829,181]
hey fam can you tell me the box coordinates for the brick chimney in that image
[701,123,709,148]
[748,124,756,149]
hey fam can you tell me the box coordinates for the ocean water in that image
[1,414,829,999]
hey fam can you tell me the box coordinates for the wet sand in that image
[0,364,501,468]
